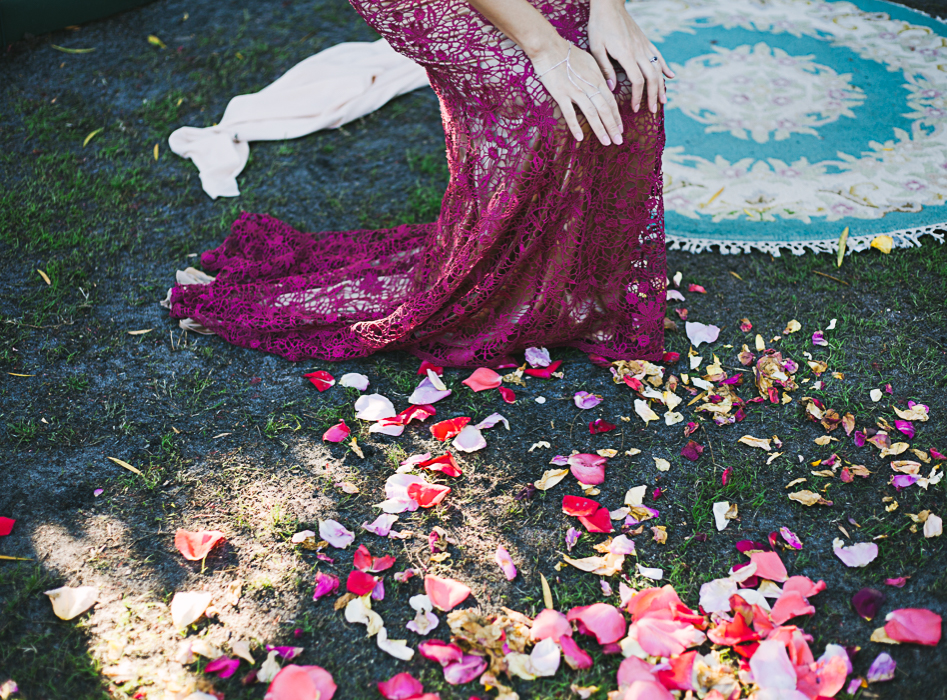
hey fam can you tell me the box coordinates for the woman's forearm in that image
[466,0,567,60]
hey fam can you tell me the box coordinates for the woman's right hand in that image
[530,38,624,147]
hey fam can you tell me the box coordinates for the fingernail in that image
[602,136,611,146]
[615,134,623,145]
[607,78,616,92]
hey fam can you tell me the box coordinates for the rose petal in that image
[530,609,572,642]
[312,572,339,600]
[303,371,335,392]
[424,575,471,612]
[406,482,451,508]
[680,441,704,461]
[322,421,350,443]
[377,672,423,700]
[418,453,462,478]
[418,639,464,666]
[409,377,452,405]
[264,665,336,700]
[430,417,470,441]
[462,368,502,392]
[852,588,886,621]
[685,321,720,347]
[0,517,14,536]
[319,519,355,549]
[498,386,516,403]
[524,360,562,378]
[174,529,226,561]
[833,538,878,568]
[169,591,212,629]
[44,586,99,621]
[205,656,241,679]
[362,514,398,537]
[354,394,396,421]
[567,603,627,644]
[495,545,517,581]
[884,608,942,645]
[867,652,897,683]
[525,347,551,368]
[338,373,369,391]
[443,655,488,685]
[568,454,607,485]
[574,391,602,409]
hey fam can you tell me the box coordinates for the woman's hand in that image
[588,0,675,114]
[530,38,624,146]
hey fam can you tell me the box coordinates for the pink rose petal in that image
[684,321,720,347]
[866,652,896,683]
[443,655,488,685]
[560,634,593,670]
[748,551,788,582]
[205,656,240,679]
[424,575,471,612]
[377,672,424,700]
[833,539,878,568]
[567,603,627,645]
[573,391,602,409]
[362,514,398,537]
[531,609,572,642]
[779,527,803,550]
[812,331,828,346]
[312,572,340,601]
[461,368,502,392]
[884,608,942,646]
[568,453,607,485]
[894,420,915,439]
[495,545,517,581]
[264,665,336,700]
[681,441,704,461]
[525,347,551,368]
[319,519,355,549]
[418,639,464,666]
[322,421,350,443]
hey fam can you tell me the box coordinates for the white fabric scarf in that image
[168,39,429,199]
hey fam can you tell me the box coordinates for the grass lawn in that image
[1,1,945,698]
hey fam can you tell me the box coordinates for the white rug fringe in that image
[666,223,947,256]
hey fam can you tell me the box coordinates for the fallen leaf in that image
[83,127,104,147]
[106,456,142,476]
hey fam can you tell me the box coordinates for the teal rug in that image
[629,0,947,254]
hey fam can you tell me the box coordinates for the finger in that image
[557,97,585,142]
[573,92,611,146]
[591,46,617,92]
[623,63,645,113]
[650,45,675,79]
[591,90,623,144]
[640,60,659,113]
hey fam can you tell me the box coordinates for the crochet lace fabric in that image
[168,0,667,368]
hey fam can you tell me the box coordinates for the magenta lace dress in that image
[168,0,666,368]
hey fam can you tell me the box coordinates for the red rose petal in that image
[397,404,436,424]
[407,482,451,508]
[562,495,601,517]
[524,360,562,378]
[577,507,613,534]
[429,417,470,441]
[0,517,15,536]
[590,419,617,434]
[418,453,462,478]
[418,639,464,666]
[418,361,443,376]
[346,570,377,596]
[498,386,516,404]
[303,371,335,392]
[680,440,704,461]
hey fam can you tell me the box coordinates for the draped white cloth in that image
[168,39,429,199]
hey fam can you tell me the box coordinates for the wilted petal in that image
[812,331,828,347]
[924,513,942,538]
[866,652,897,683]
[376,627,414,661]
[354,394,396,421]
[406,609,439,636]
[443,655,487,685]
[44,586,99,620]
[712,502,732,531]
[852,588,886,621]
[779,527,803,550]
[495,545,517,581]
[680,440,704,461]
[685,322,720,347]
[634,399,659,425]
[319,520,355,549]
[339,373,370,391]
[833,538,878,568]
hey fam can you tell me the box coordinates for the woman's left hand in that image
[587,0,675,114]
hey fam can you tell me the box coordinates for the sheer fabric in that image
[168,0,667,367]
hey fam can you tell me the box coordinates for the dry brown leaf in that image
[814,436,837,446]
[37,269,52,285]
[106,457,142,476]
[789,490,832,506]
[785,477,807,489]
